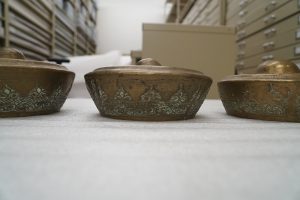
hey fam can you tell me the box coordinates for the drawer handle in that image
[239,10,248,17]
[237,20,246,30]
[296,29,300,39]
[238,52,245,59]
[294,47,300,55]
[237,30,246,39]
[262,41,275,50]
[263,14,276,24]
[236,61,245,69]
[271,1,277,6]
[265,1,277,12]
[262,55,274,61]
[240,0,249,8]
[269,41,275,48]
[238,41,246,48]
[263,43,268,49]
[264,28,277,37]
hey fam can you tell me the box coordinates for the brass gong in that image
[85,58,212,121]
[218,60,300,122]
[0,48,75,117]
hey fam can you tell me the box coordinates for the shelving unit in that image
[165,0,192,23]
[166,0,300,74]
[0,0,97,60]
[166,0,226,25]
[235,0,300,73]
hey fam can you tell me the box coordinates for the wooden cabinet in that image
[0,0,97,60]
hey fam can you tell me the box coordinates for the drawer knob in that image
[263,14,276,24]
[236,61,245,69]
[264,28,276,37]
[239,10,248,17]
[238,52,245,59]
[265,1,277,11]
[237,20,246,30]
[262,55,274,61]
[240,0,249,8]
[238,41,246,48]
[262,41,275,50]
[237,30,246,39]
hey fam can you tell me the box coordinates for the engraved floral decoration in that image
[0,84,67,112]
[220,83,293,116]
[88,80,209,117]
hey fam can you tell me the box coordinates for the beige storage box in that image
[142,23,236,99]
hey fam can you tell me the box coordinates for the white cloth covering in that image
[0,99,300,200]
[64,51,132,98]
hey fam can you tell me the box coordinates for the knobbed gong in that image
[0,48,75,117]
[85,58,212,121]
[218,60,300,122]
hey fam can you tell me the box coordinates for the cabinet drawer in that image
[182,6,198,24]
[237,0,299,40]
[238,0,255,9]
[200,5,220,25]
[237,0,291,30]
[183,0,209,24]
[237,14,300,59]
[193,0,219,25]
[226,0,241,19]
[236,42,300,72]
[226,13,239,26]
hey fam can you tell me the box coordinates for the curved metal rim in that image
[0,58,70,72]
[85,66,212,82]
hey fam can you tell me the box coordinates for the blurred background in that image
[0,0,299,98]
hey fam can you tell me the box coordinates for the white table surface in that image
[0,99,300,200]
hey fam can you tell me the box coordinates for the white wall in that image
[96,0,166,54]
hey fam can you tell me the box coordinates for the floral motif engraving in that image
[221,83,291,116]
[0,85,66,112]
[114,87,132,101]
[141,87,161,103]
[88,81,208,117]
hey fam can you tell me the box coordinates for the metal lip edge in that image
[0,58,70,71]
[0,65,75,75]
[84,65,212,79]
[84,70,212,82]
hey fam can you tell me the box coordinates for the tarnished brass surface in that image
[0,48,75,117]
[85,58,212,121]
[218,60,300,122]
